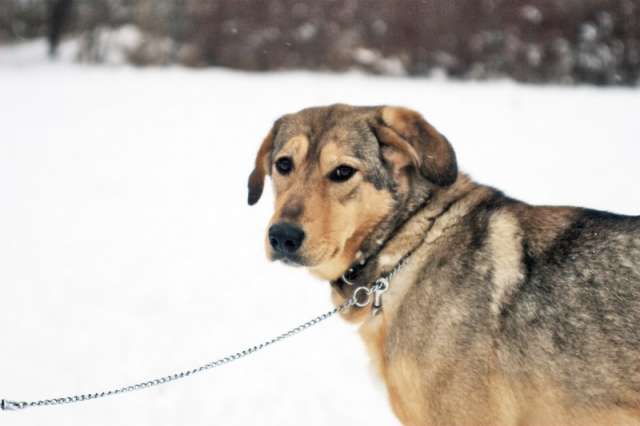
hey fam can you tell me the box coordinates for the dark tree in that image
[47,0,73,58]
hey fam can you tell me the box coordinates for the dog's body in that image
[357,178,640,425]
[248,104,640,425]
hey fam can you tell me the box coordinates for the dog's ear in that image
[247,125,277,205]
[371,106,458,186]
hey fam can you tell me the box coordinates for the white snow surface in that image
[1,41,639,426]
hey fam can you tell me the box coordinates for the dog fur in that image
[248,104,640,426]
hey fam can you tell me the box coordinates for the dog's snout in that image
[269,223,305,255]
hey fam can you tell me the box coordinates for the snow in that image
[0,39,79,67]
[1,40,639,426]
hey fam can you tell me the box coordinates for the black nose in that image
[269,223,305,255]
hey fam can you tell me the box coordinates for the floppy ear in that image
[247,126,276,205]
[371,106,458,186]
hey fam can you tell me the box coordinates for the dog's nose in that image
[268,223,305,255]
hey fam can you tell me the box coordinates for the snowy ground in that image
[1,40,639,426]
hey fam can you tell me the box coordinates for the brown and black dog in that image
[248,104,640,426]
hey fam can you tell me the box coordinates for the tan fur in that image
[359,314,387,376]
[385,355,428,425]
[508,376,640,426]
[307,178,394,280]
[277,135,309,169]
[487,211,524,319]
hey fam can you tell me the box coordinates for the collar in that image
[330,246,417,315]
[330,251,379,297]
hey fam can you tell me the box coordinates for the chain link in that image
[2,297,356,412]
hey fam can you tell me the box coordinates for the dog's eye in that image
[275,157,293,175]
[329,165,356,182]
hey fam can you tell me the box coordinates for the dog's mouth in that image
[270,244,339,269]
[272,252,305,267]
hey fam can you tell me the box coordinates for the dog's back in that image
[498,206,640,419]
[383,189,640,425]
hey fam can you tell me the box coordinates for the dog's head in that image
[248,104,457,280]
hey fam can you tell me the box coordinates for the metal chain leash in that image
[2,297,359,412]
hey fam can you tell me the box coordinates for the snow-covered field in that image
[1,41,639,426]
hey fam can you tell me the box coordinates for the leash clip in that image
[1,399,26,411]
[372,278,389,316]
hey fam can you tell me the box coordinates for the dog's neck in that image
[331,173,482,298]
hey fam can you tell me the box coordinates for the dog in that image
[247,104,640,425]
